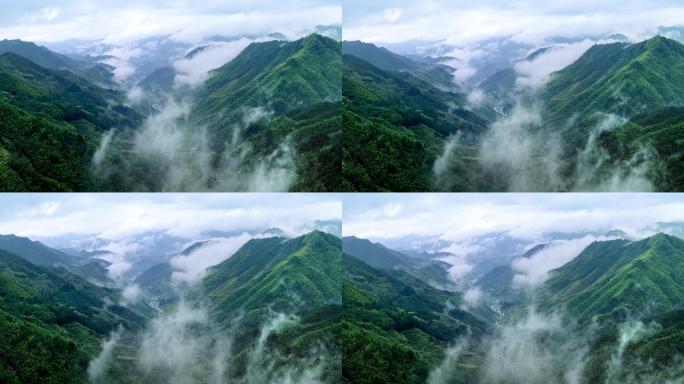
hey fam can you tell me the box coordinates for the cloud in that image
[173,38,257,87]
[88,326,123,382]
[511,235,614,286]
[343,1,684,47]
[514,40,597,89]
[122,284,142,304]
[342,193,684,245]
[0,1,341,45]
[462,287,483,308]
[0,194,341,243]
[170,233,263,283]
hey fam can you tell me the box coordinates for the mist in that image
[95,89,297,191]
[477,103,565,191]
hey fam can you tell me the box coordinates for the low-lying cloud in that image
[511,235,614,286]
[173,38,257,87]
[170,233,263,284]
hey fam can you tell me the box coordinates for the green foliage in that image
[341,53,488,191]
[342,254,489,384]
[203,231,342,322]
[243,102,341,191]
[0,52,140,191]
[545,37,684,123]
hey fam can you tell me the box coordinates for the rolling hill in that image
[593,106,684,191]
[342,41,456,90]
[198,231,342,382]
[342,236,455,289]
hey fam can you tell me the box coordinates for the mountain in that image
[342,41,455,90]
[342,236,420,270]
[343,236,455,289]
[342,253,488,384]
[0,39,115,87]
[194,34,341,124]
[342,53,489,191]
[202,231,341,322]
[543,36,684,128]
[0,52,141,191]
[66,259,112,286]
[540,233,684,323]
[0,39,83,71]
[132,34,343,192]
[240,101,342,191]
[480,47,550,99]
[0,248,146,383]
[198,231,342,382]
[0,234,80,267]
[476,243,550,298]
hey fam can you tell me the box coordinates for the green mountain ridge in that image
[544,36,684,127]
[202,231,341,322]
[0,234,79,267]
[194,34,341,125]
[342,41,456,90]
[541,233,684,323]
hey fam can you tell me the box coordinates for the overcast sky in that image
[0,0,340,44]
[343,0,684,46]
[343,193,684,243]
[0,193,341,241]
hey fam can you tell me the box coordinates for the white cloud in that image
[462,287,483,308]
[342,194,684,245]
[0,194,341,243]
[514,40,598,89]
[511,235,614,286]
[344,1,684,47]
[0,2,341,45]
[173,38,258,87]
[122,283,142,304]
[170,233,265,284]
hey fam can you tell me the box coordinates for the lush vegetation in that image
[0,52,140,191]
[0,249,145,383]
[341,254,488,384]
[342,52,488,191]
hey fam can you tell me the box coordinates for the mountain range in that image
[342,35,684,192]
[3,226,684,383]
[0,33,341,192]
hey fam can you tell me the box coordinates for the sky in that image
[0,0,341,44]
[343,0,684,46]
[0,193,341,241]
[343,193,684,243]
